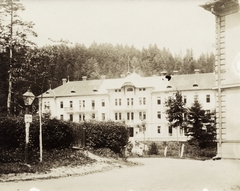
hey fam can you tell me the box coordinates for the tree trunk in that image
[7,0,13,116]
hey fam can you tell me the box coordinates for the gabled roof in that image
[170,73,215,91]
[40,79,105,98]
[40,72,215,98]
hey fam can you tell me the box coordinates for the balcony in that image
[64,107,74,112]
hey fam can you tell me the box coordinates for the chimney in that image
[82,76,87,81]
[173,70,178,75]
[62,78,67,85]
[101,75,106,80]
[194,69,200,74]
[160,70,167,76]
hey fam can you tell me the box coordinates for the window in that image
[143,97,146,105]
[60,114,64,120]
[92,113,95,119]
[92,100,95,110]
[205,110,210,115]
[169,126,172,136]
[119,99,121,106]
[183,96,187,104]
[157,126,161,134]
[143,88,145,91]
[131,112,134,120]
[127,98,130,106]
[131,98,134,106]
[79,114,82,122]
[60,101,63,108]
[115,99,118,106]
[206,95,210,103]
[83,100,85,108]
[180,128,183,135]
[127,87,133,92]
[70,114,73,121]
[157,97,161,105]
[83,114,85,121]
[143,112,146,120]
[139,112,146,120]
[139,97,142,105]
[194,94,198,101]
[157,111,161,119]
[102,113,105,121]
[79,100,82,109]
[115,113,122,121]
[127,112,130,120]
[102,99,105,107]
[139,88,142,91]
[70,101,73,108]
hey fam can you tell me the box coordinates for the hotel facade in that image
[39,70,216,142]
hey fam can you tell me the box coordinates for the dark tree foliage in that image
[165,91,187,130]
[186,100,216,149]
[0,0,37,115]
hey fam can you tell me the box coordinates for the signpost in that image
[23,88,35,164]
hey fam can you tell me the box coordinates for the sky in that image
[19,0,216,58]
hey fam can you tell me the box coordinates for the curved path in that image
[1,158,240,191]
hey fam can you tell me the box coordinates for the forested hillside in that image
[31,42,215,87]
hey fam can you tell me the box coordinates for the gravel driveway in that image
[0,158,240,191]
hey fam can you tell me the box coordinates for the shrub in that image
[0,117,25,150]
[83,121,129,154]
[41,118,74,150]
[147,142,158,155]
[0,117,76,151]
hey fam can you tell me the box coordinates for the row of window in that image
[114,88,146,92]
[59,94,211,110]
[64,111,162,122]
[156,95,211,105]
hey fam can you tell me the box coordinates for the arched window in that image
[127,87,133,92]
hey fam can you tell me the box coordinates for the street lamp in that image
[22,87,35,164]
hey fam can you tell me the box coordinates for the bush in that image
[83,121,129,154]
[0,117,76,151]
[41,118,74,150]
[0,117,27,150]
[0,117,25,150]
[147,142,158,155]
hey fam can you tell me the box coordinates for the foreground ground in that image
[1,156,240,191]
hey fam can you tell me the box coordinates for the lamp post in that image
[22,88,35,164]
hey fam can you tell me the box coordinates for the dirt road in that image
[1,158,240,191]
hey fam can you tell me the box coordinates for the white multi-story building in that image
[39,70,216,142]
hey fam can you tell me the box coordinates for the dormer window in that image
[46,91,49,94]
[71,88,76,93]
[93,87,98,92]
[193,82,198,87]
[127,87,133,92]
[166,85,172,89]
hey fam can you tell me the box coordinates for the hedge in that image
[0,117,129,155]
[83,121,129,154]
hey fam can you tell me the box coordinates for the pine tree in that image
[0,0,37,115]
[187,100,216,149]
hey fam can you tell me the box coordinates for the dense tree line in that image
[0,0,215,115]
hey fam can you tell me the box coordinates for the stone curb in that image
[0,161,123,183]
